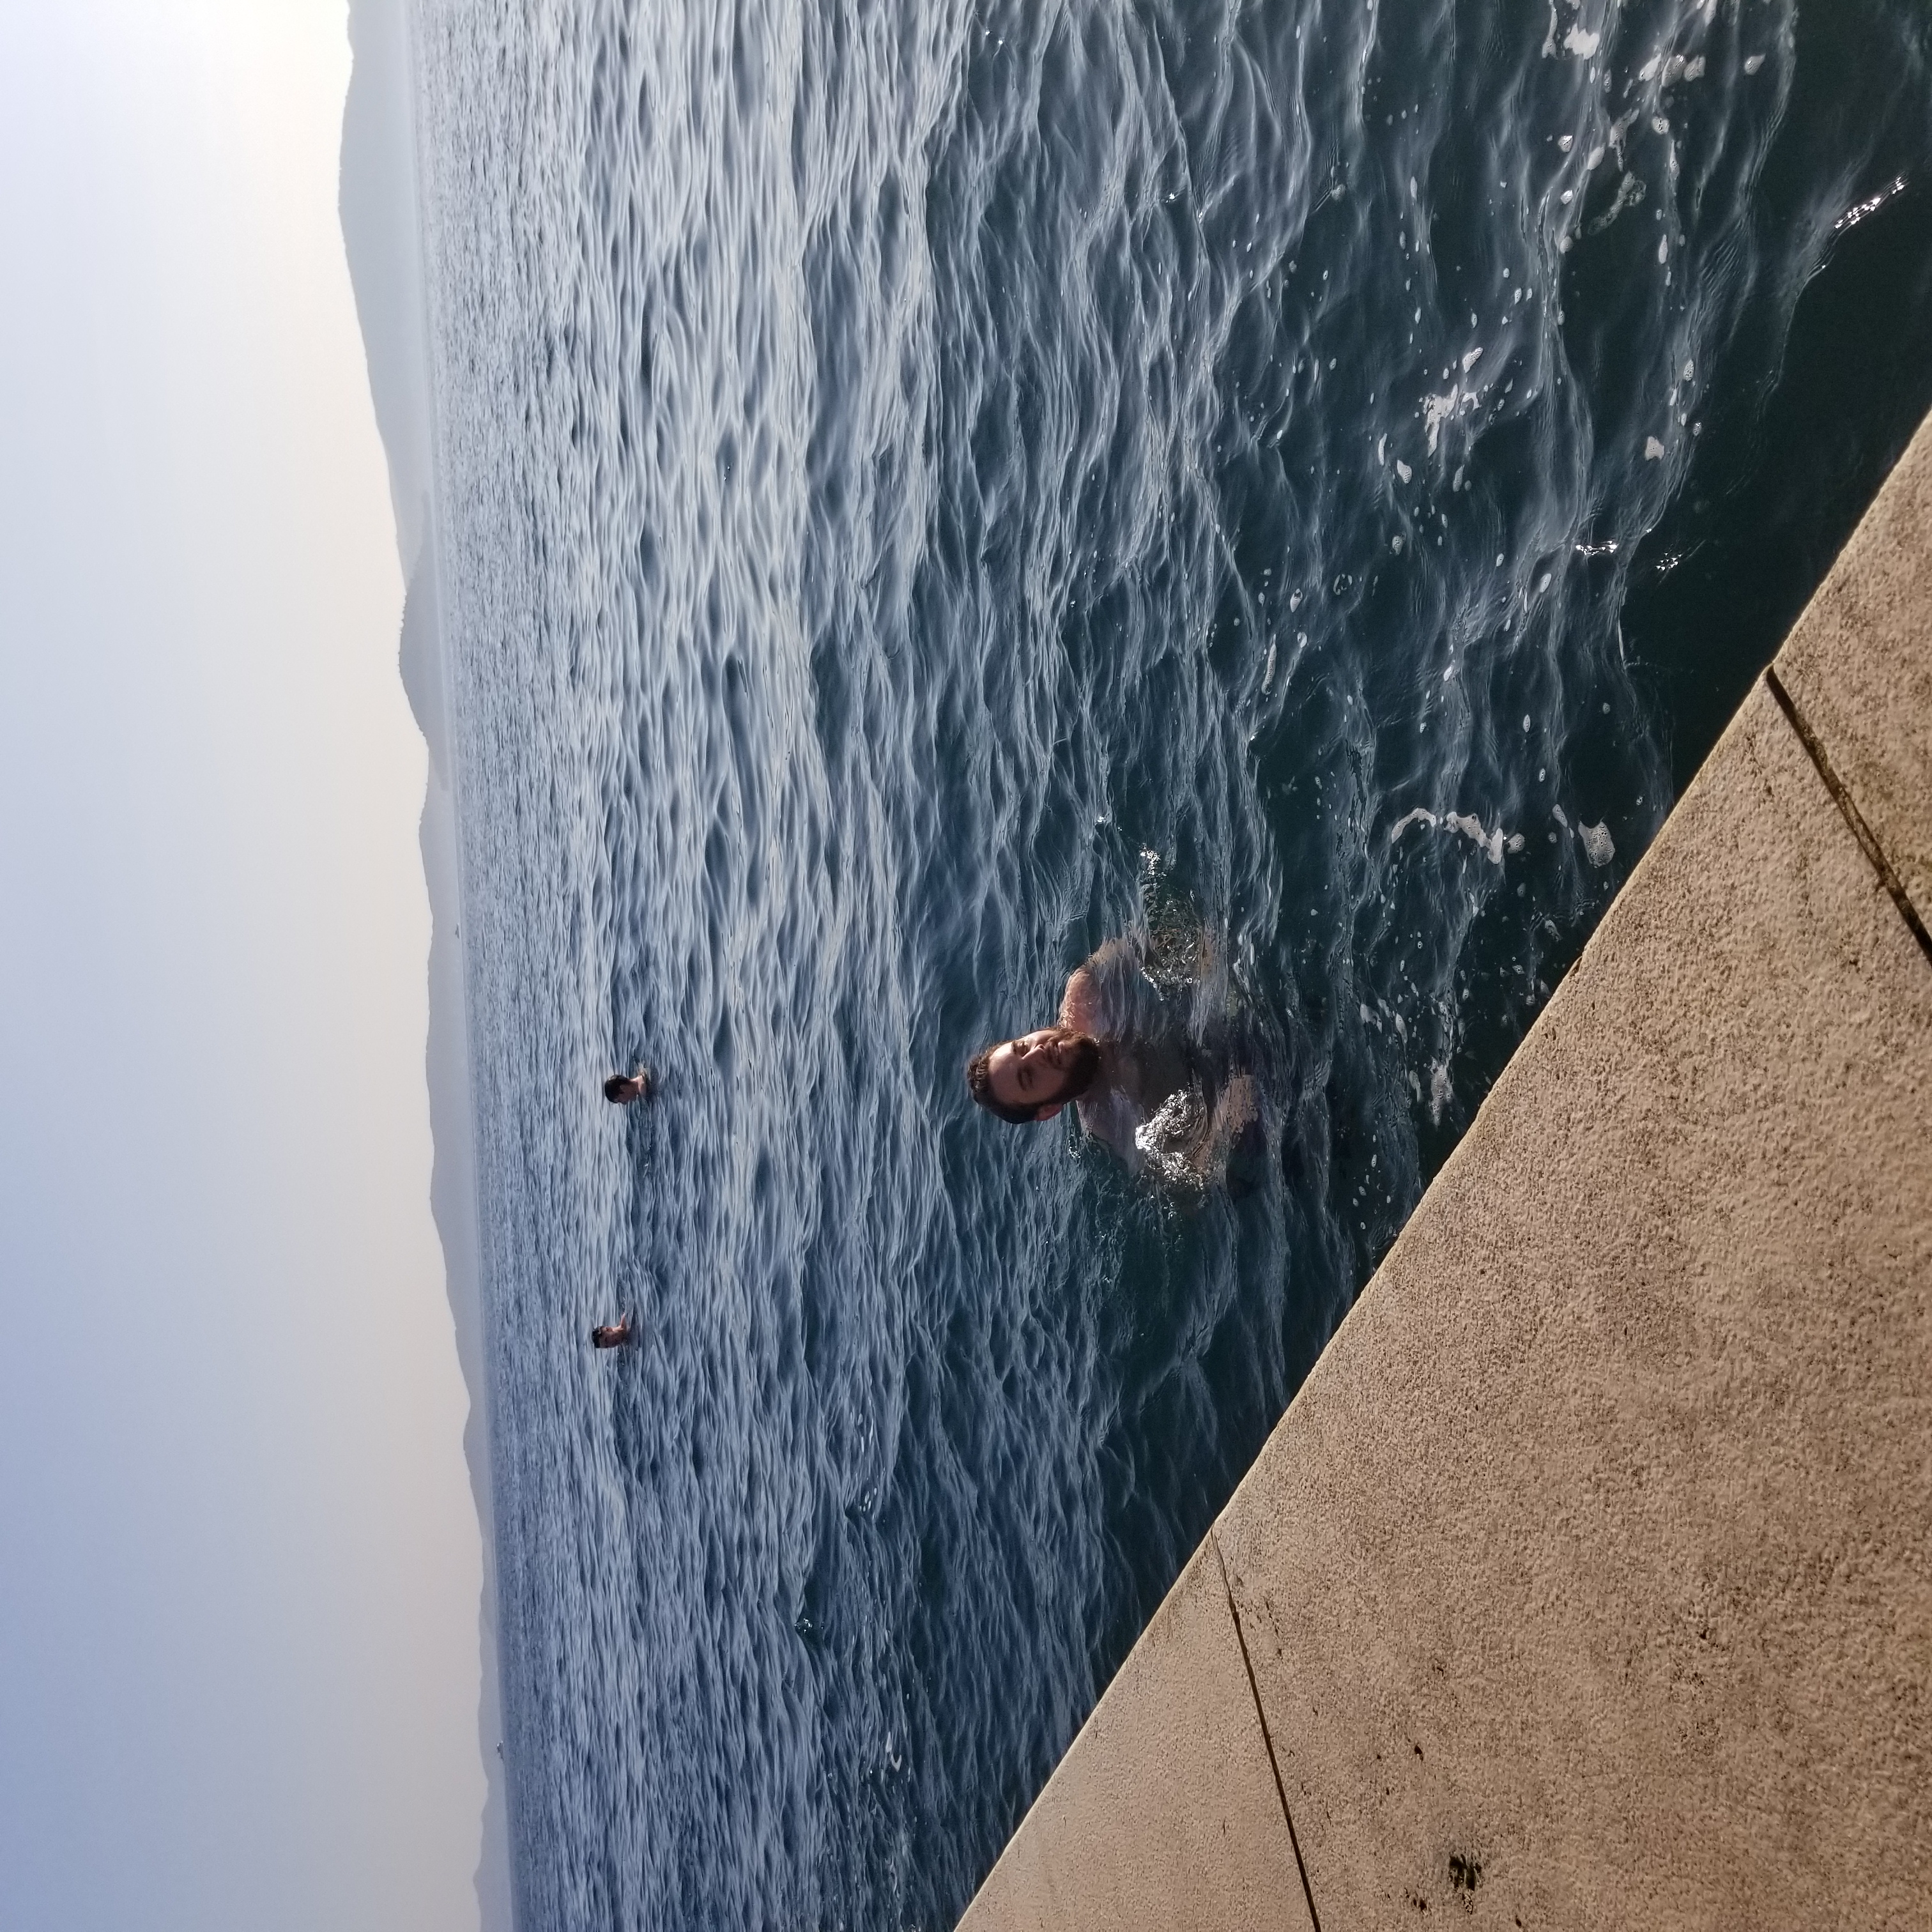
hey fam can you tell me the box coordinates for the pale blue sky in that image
[0,4,488,1928]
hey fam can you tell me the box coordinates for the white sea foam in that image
[1390,808,1512,867]
[1422,387,1471,454]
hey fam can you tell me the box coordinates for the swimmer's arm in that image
[1152,1075,1257,1183]
[1192,1074,1259,1176]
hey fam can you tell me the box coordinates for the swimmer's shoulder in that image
[1061,935,1143,1031]
[1060,966,1098,1032]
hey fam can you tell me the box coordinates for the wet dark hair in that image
[967,1046,1038,1124]
[603,1075,631,1102]
[966,1032,1100,1125]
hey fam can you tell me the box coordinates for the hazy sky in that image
[0,4,486,1928]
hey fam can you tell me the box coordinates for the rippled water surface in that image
[411,0,1932,1922]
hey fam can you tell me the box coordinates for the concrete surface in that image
[963,1543,1317,1932]
[1219,680,1932,1928]
[956,422,1932,1931]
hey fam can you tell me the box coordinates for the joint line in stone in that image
[1212,1534,1324,1932]
[1765,666,1932,968]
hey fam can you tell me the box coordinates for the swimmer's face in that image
[985,1028,1100,1118]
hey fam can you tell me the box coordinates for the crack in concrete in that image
[1766,665,1932,968]
[1213,1533,1324,1932]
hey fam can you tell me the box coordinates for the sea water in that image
[409,0,1932,1922]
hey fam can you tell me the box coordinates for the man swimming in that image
[591,1314,634,1348]
[968,933,1259,1188]
[604,1066,653,1104]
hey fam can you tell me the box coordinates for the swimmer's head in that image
[967,1027,1101,1124]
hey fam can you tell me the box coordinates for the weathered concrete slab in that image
[959,1540,1317,1932]
[1216,680,1932,1927]
[1774,411,1932,932]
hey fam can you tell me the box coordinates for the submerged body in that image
[974,907,1272,1195]
[1059,935,1263,1192]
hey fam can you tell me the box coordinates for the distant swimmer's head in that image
[604,1069,652,1104]
[967,1027,1101,1124]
